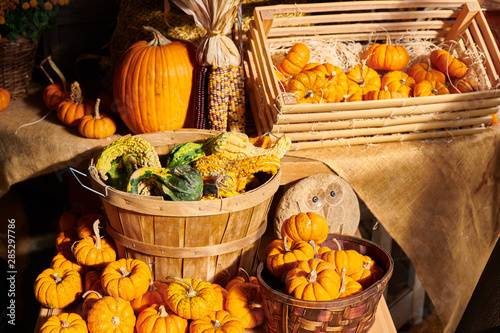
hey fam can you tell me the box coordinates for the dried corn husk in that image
[170,0,241,67]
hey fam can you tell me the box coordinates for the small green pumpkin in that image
[127,165,203,201]
[165,142,206,167]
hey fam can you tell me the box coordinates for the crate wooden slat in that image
[245,0,500,149]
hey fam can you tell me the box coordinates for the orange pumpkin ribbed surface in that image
[113,26,197,134]
[280,211,330,244]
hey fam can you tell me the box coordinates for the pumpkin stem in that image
[144,26,172,47]
[53,273,62,284]
[158,305,168,317]
[332,238,342,251]
[213,319,222,328]
[238,267,251,283]
[307,269,318,283]
[93,220,102,250]
[82,290,103,299]
[70,81,83,104]
[39,55,68,90]
[339,267,346,294]
[310,240,319,259]
[119,267,131,278]
[425,58,433,72]
[94,98,102,120]
[431,88,439,96]
[249,301,263,309]
[304,89,315,99]
[168,276,197,298]
[339,224,344,235]
[111,315,121,327]
[60,320,70,328]
[283,236,291,252]
[363,260,372,270]
[148,279,157,292]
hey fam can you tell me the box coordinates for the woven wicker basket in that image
[0,36,38,99]
[257,234,394,333]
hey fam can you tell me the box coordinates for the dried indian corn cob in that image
[228,65,246,133]
[208,66,230,131]
[194,66,210,129]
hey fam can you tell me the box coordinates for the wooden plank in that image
[274,107,499,132]
[266,31,446,47]
[280,156,334,185]
[270,9,459,27]
[153,216,184,282]
[275,98,500,123]
[277,91,500,114]
[283,115,491,141]
[288,126,486,150]
[267,21,454,39]
[471,11,500,77]
[445,1,481,41]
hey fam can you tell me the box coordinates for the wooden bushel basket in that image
[257,234,394,333]
[88,130,281,285]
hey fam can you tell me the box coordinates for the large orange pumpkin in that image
[113,26,197,134]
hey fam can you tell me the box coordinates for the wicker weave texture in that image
[258,234,393,333]
[0,36,38,99]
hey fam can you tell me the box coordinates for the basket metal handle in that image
[69,167,108,198]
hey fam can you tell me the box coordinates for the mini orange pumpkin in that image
[381,71,415,97]
[212,283,228,312]
[165,276,216,320]
[79,98,117,139]
[338,267,363,299]
[75,212,105,239]
[0,88,10,112]
[81,290,105,321]
[266,236,315,278]
[413,79,450,97]
[39,312,87,333]
[190,310,245,333]
[285,258,341,301]
[225,281,265,329]
[225,268,258,291]
[101,258,152,302]
[281,211,330,244]
[363,87,405,100]
[349,255,385,289]
[51,250,86,277]
[365,38,410,71]
[320,238,365,276]
[87,295,136,333]
[72,220,116,269]
[286,70,328,104]
[34,267,83,309]
[57,82,93,127]
[136,304,188,333]
[55,230,76,253]
[346,64,381,95]
[83,269,102,292]
[430,48,467,79]
[130,280,169,315]
[407,59,446,84]
[40,55,71,110]
[450,78,481,94]
[277,42,311,78]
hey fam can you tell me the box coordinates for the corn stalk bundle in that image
[172,0,246,132]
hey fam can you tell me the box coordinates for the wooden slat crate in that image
[245,0,500,150]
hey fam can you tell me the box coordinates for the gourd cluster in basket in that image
[274,39,499,125]
[266,211,384,301]
[93,131,291,199]
[36,207,271,333]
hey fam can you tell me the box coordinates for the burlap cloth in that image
[1,90,499,332]
[286,127,500,332]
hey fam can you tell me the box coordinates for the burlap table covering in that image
[1,92,499,332]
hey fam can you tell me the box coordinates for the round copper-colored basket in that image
[257,234,394,333]
[0,36,39,99]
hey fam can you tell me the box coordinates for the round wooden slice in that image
[273,173,360,238]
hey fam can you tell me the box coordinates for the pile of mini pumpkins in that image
[275,39,486,104]
[41,57,117,139]
[36,207,266,333]
[265,211,384,301]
